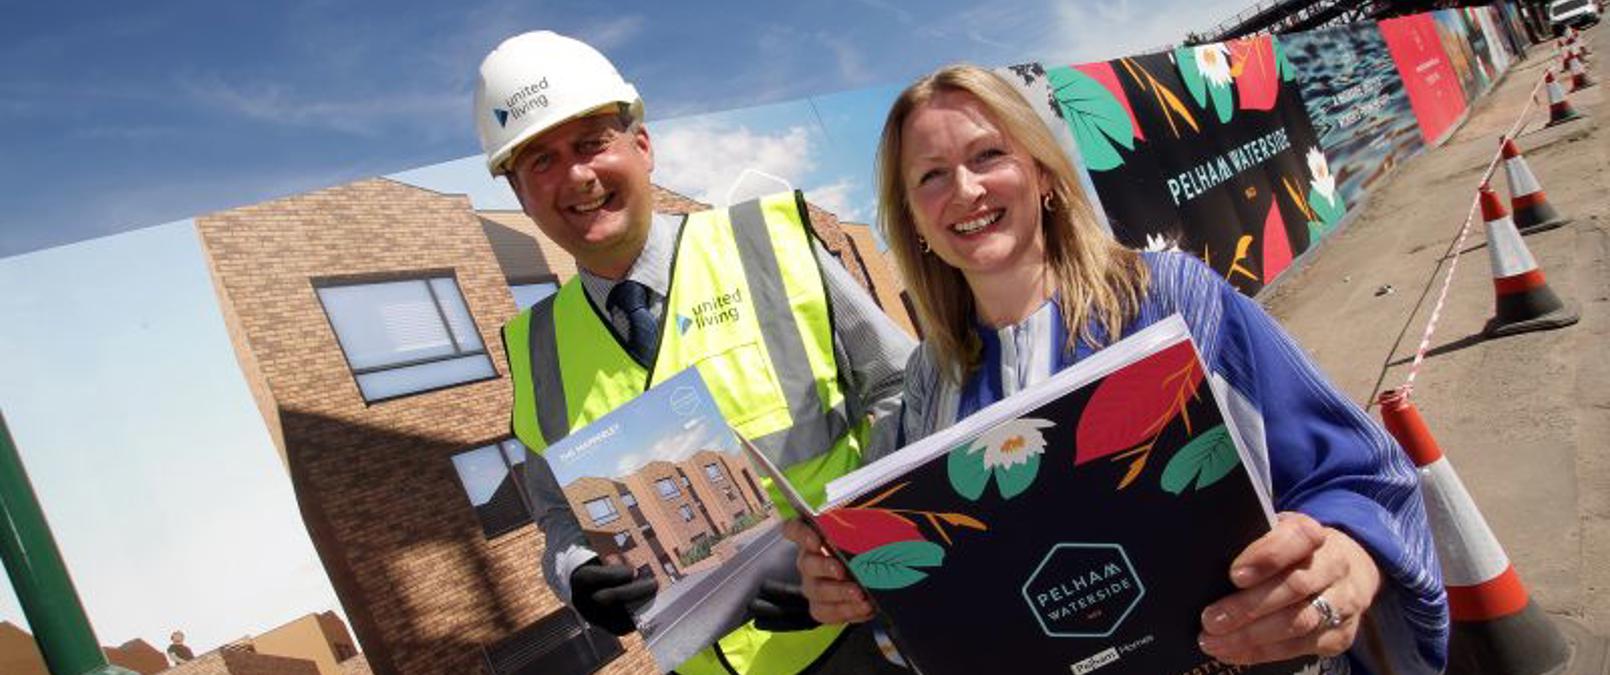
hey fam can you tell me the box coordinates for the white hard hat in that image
[474,31,644,176]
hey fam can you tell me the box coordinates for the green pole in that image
[0,411,133,675]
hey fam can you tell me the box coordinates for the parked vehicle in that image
[1549,0,1601,34]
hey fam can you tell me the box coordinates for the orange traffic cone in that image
[1499,139,1570,235]
[1479,184,1578,337]
[1568,51,1598,91]
[1375,390,1596,675]
[1543,70,1585,127]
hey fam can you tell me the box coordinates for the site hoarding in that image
[1285,23,1426,213]
[1379,13,1470,146]
[1434,9,1494,101]
[1045,36,1330,295]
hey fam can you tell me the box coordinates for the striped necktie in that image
[607,280,658,365]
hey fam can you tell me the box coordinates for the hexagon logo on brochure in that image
[1021,543,1145,638]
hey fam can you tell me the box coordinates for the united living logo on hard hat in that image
[493,77,551,128]
[676,288,744,335]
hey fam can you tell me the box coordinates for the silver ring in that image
[1311,595,1345,630]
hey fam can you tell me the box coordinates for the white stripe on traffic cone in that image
[1568,51,1597,91]
[1480,185,1578,337]
[1544,70,1585,127]
[1500,139,1569,235]
[1376,389,1573,675]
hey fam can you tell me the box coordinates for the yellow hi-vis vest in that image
[502,192,869,675]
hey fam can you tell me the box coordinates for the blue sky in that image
[0,0,1249,655]
[544,369,740,486]
[0,222,341,652]
[1,0,1254,257]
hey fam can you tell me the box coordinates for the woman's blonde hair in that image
[875,64,1149,383]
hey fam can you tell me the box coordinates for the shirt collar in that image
[578,212,680,308]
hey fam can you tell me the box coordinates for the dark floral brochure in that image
[804,315,1313,675]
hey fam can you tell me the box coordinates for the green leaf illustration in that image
[1274,37,1297,82]
[947,444,989,501]
[1208,81,1234,123]
[1176,47,1208,109]
[1048,67,1134,172]
[1308,220,1329,242]
[1160,424,1240,494]
[849,540,946,590]
[1309,188,1346,226]
[992,454,1041,500]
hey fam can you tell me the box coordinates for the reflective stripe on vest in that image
[502,191,864,673]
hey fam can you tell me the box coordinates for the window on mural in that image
[622,492,638,508]
[316,275,496,402]
[656,478,680,500]
[679,504,694,522]
[704,463,723,482]
[450,439,532,539]
[509,281,560,310]
[613,531,631,548]
[585,498,620,526]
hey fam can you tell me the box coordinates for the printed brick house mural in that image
[195,176,909,675]
[562,449,774,589]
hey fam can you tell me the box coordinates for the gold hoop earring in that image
[1042,192,1055,212]
[918,236,932,254]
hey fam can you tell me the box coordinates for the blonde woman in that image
[782,65,1447,674]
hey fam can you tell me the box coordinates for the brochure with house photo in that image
[754,315,1316,675]
[542,366,794,672]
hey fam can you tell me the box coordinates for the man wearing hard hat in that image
[474,31,914,674]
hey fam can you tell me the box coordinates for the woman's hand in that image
[1198,512,1382,664]
[781,518,875,624]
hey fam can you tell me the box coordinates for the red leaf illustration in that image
[818,508,924,555]
[1075,341,1205,465]
[1075,61,1145,143]
[1230,35,1279,111]
[1262,200,1292,281]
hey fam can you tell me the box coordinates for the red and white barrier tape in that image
[1400,72,1549,393]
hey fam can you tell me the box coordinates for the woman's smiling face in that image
[900,89,1049,284]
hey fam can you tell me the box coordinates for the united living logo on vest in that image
[676,288,743,335]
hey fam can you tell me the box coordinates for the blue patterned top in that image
[895,251,1448,674]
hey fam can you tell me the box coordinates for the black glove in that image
[571,560,658,636]
[750,579,821,632]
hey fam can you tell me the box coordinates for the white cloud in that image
[818,33,875,85]
[579,15,647,52]
[643,420,726,468]
[1037,0,1256,64]
[652,121,818,206]
[847,0,915,24]
[178,74,461,139]
[614,451,649,476]
[803,178,864,223]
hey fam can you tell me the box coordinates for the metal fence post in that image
[0,411,134,674]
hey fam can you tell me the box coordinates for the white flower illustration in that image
[1143,232,1182,253]
[977,418,1055,471]
[1194,44,1234,87]
[1307,147,1336,204]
